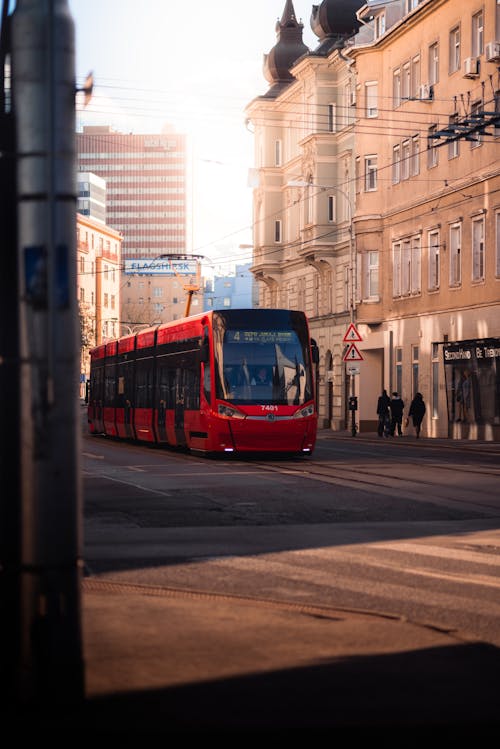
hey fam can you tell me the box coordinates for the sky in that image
[69,0,319,273]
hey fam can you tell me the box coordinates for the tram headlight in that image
[218,404,246,419]
[293,404,315,419]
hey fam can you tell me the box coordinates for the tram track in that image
[82,576,470,643]
[83,431,500,515]
[251,458,500,514]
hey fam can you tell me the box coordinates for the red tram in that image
[87,308,319,455]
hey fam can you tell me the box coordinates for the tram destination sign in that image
[226,330,295,344]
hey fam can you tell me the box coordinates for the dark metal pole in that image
[10,0,83,705]
[0,0,22,705]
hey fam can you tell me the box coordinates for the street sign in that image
[343,343,363,362]
[343,323,362,342]
[346,364,360,375]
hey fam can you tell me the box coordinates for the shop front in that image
[443,338,500,441]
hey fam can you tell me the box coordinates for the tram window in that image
[91,367,104,402]
[118,376,125,396]
[186,368,200,411]
[157,361,169,409]
[183,368,200,410]
[118,363,134,407]
[203,362,211,402]
[104,364,117,407]
[135,358,154,408]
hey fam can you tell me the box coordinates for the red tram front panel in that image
[211,404,317,453]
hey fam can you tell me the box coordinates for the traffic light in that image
[348,396,358,411]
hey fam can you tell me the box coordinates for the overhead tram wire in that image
[89,169,500,272]
[76,80,500,157]
[76,75,493,142]
[78,72,487,122]
[75,81,500,270]
[74,132,500,274]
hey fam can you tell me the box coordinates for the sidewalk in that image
[76,577,500,733]
[318,427,500,452]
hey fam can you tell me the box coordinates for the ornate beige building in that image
[246,0,362,431]
[247,0,500,440]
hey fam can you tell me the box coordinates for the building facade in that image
[247,0,500,440]
[349,0,500,439]
[121,255,203,326]
[77,171,106,224]
[76,125,189,330]
[76,213,122,393]
[204,262,258,310]
[246,0,363,429]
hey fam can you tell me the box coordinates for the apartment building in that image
[248,0,500,440]
[246,0,363,430]
[204,263,258,310]
[349,0,500,439]
[76,213,122,390]
[76,125,189,329]
[77,171,106,224]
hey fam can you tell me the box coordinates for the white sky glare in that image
[69,0,318,269]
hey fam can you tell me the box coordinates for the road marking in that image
[95,473,173,497]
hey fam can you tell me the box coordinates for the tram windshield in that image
[213,311,313,406]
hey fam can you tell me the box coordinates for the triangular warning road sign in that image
[343,323,362,342]
[343,343,363,362]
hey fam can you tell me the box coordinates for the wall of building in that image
[76,125,189,328]
[352,0,500,439]
[247,0,500,439]
[246,45,358,430]
[204,263,257,310]
[76,213,122,394]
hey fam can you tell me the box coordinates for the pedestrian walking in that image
[407,392,426,438]
[376,389,391,437]
[389,391,405,436]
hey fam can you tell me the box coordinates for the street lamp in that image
[287,179,357,434]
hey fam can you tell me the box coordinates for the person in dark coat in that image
[389,391,405,436]
[408,392,426,438]
[376,389,391,437]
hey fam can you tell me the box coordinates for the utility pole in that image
[3,0,83,706]
[0,0,22,706]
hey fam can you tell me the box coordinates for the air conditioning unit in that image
[418,83,433,100]
[485,41,500,62]
[463,57,480,78]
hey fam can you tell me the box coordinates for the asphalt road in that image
[66,423,500,733]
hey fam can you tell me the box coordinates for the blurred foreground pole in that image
[0,0,22,703]
[3,0,84,705]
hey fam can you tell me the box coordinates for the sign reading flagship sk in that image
[124,258,198,276]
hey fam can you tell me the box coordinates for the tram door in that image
[174,369,187,446]
[90,365,104,434]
